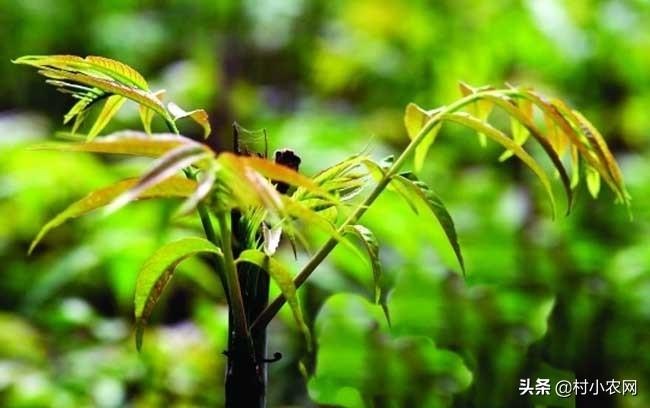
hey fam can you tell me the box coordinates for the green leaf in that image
[134,237,222,350]
[29,177,197,254]
[87,95,127,141]
[441,111,557,217]
[391,174,465,274]
[236,249,311,347]
[404,103,441,172]
[106,144,213,214]
[344,225,390,324]
[168,102,211,139]
[31,131,200,158]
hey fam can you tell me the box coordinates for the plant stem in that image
[216,211,250,338]
[250,89,508,332]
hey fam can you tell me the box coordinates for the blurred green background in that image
[1,0,649,407]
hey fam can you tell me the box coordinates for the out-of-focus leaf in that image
[391,174,465,274]
[139,90,166,135]
[344,224,390,324]
[134,237,222,350]
[168,102,211,139]
[106,144,213,214]
[175,167,216,216]
[586,165,601,198]
[441,111,557,217]
[87,95,127,140]
[237,249,311,346]
[29,176,197,253]
[31,131,200,157]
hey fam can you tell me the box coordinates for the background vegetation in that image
[1,1,648,407]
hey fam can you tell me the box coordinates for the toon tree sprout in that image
[14,55,629,407]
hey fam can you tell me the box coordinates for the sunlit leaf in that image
[14,55,172,126]
[29,177,197,254]
[84,55,149,90]
[87,95,127,140]
[391,174,465,274]
[168,102,211,139]
[13,54,149,90]
[237,249,311,346]
[31,131,201,157]
[134,237,222,350]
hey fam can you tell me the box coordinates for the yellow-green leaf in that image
[134,237,222,350]
[14,55,149,90]
[586,165,601,198]
[442,112,557,217]
[139,90,166,135]
[404,103,442,173]
[87,95,127,141]
[168,102,211,139]
[85,55,149,90]
[237,249,311,347]
[458,82,493,146]
[482,93,573,214]
[499,101,530,162]
[29,177,197,254]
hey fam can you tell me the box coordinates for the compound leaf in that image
[134,237,222,350]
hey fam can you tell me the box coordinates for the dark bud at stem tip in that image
[274,149,301,194]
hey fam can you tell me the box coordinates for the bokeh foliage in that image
[1,0,649,407]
